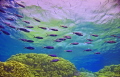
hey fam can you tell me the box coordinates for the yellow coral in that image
[95,64,120,77]
[7,53,78,77]
[0,61,33,77]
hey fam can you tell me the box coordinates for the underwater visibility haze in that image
[0,0,120,77]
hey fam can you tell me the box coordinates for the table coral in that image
[7,53,78,77]
[0,61,32,77]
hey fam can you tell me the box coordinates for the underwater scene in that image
[0,0,120,77]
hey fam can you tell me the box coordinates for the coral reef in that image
[95,64,120,77]
[0,61,32,77]
[7,53,77,77]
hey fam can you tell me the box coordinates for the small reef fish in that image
[33,18,41,22]
[0,9,6,13]
[0,25,5,29]
[4,5,13,8]
[18,28,30,32]
[16,2,25,8]
[48,54,57,57]
[51,59,59,62]
[7,25,16,29]
[54,39,62,42]
[38,27,47,30]
[0,30,10,35]
[85,42,92,44]
[49,28,58,31]
[26,26,34,28]
[24,46,34,50]
[87,39,93,41]
[94,52,100,54]
[60,25,68,28]
[47,34,57,37]
[105,41,116,43]
[19,39,34,43]
[64,35,71,38]
[23,21,30,24]
[34,36,43,39]
[84,49,92,51]
[70,42,79,45]
[57,38,66,41]
[91,34,98,37]
[73,32,83,36]
[44,46,54,49]
[26,40,34,43]
[65,50,72,52]
[14,14,23,18]
[19,39,28,42]
[6,18,14,21]
[111,35,117,37]
[4,23,16,29]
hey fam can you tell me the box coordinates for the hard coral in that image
[95,64,120,77]
[0,61,32,77]
[7,53,77,77]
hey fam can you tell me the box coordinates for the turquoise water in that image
[0,0,120,73]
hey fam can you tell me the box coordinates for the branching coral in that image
[95,64,120,77]
[7,53,77,77]
[0,61,33,77]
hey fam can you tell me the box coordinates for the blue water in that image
[0,0,120,73]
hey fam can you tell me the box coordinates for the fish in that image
[38,27,47,30]
[19,39,28,42]
[85,42,92,44]
[51,59,59,62]
[6,24,16,29]
[33,18,41,22]
[70,42,79,45]
[18,28,30,32]
[16,2,25,8]
[14,14,23,18]
[0,30,10,35]
[47,34,57,37]
[73,32,83,36]
[105,41,116,43]
[26,26,34,28]
[91,34,98,37]
[94,52,100,54]
[23,21,30,24]
[6,18,14,21]
[4,5,13,8]
[26,40,34,43]
[87,39,93,41]
[64,36,71,39]
[48,54,57,57]
[0,9,6,13]
[19,39,34,42]
[84,49,92,51]
[0,25,5,29]
[24,47,35,50]
[34,36,43,39]
[44,46,54,49]
[49,28,58,31]
[60,25,68,28]
[111,35,117,37]
[54,39,62,42]
[57,38,66,41]
[65,50,72,52]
